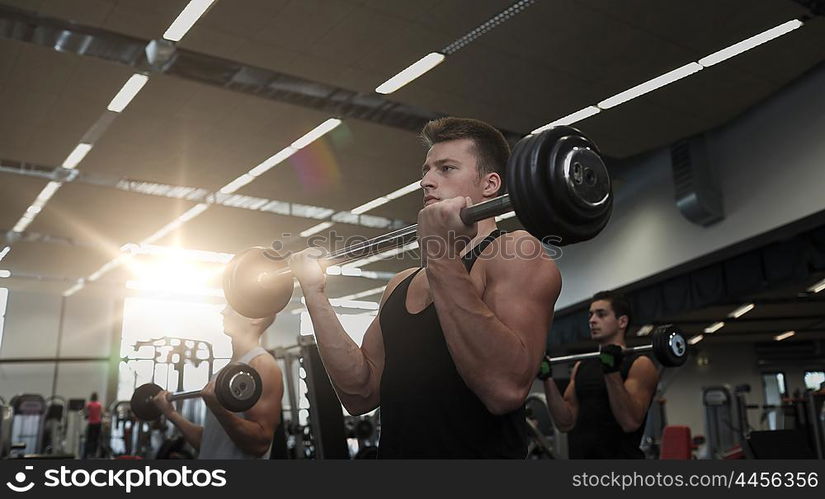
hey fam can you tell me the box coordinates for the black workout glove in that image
[599,344,624,374]
[537,356,552,380]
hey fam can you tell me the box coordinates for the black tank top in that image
[377,230,528,458]
[567,354,648,459]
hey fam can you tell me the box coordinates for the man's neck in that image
[231,336,259,361]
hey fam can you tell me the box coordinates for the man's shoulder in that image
[485,230,559,273]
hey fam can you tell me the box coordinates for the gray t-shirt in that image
[199,346,271,459]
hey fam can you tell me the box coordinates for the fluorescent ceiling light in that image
[688,334,704,345]
[326,266,363,277]
[699,19,803,67]
[636,324,655,336]
[0,247,10,262]
[376,52,445,94]
[36,182,62,204]
[351,197,390,215]
[532,106,601,134]
[345,241,419,268]
[62,143,93,169]
[248,147,297,176]
[300,222,334,238]
[0,270,10,278]
[107,74,149,112]
[291,118,342,149]
[385,181,421,200]
[63,280,84,297]
[774,330,795,341]
[704,321,725,334]
[163,0,216,42]
[335,286,387,301]
[808,277,825,294]
[598,62,703,110]
[178,203,209,222]
[729,303,755,319]
[219,174,255,194]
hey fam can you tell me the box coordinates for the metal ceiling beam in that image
[0,158,412,234]
[0,4,528,142]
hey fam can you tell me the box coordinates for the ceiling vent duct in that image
[671,134,724,226]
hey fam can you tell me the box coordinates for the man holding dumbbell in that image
[151,306,283,459]
[540,291,659,458]
[289,117,561,457]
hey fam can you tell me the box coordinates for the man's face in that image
[588,299,626,342]
[221,305,244,337]
[420,139,487,206]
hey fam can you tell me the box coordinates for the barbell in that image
[224,126,613,318]
[545,325,688,368]
[129,362,262,421]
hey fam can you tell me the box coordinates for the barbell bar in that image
[224,126,613,318]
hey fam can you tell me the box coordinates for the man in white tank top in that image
[151,306,283,459]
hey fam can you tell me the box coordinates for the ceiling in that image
[1,0,825,313]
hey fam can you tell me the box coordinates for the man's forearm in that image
[166,411,203,450]
[426,257,530,407]
[303,290,374,399]
[542,379,575,431]
[604,373,645,431]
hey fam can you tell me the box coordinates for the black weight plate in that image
[215,362,263,413]
[130,383,163,421]
[651,325,688,367]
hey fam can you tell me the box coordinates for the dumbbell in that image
[129,362,262,421]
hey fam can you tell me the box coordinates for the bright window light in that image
[699,19,803,67]
[774,330,795,341]
[107,74,149,112]
[62,143,93,169]
[729,303,755,319]
[375,52,445,94]
[299,222,334,238]
[291,118,342,149]
[248,147,298,177]
[163,0,216,42]
[598,63,703,110]
[688,334,704,345]
[532,106,601,134]
[704,321,725,334]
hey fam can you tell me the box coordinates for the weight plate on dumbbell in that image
[215,362,263,413]
[130,383,163,421]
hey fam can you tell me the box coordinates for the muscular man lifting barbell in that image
[282,117,612,458]
[149,306,284,459]
[539,291,675,459]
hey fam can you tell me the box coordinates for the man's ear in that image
[482,172,501,197]
[617,314,629,332]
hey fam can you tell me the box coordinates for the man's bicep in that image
[624,358,659,408]
[487,256,561,360]
[246,360,284,432]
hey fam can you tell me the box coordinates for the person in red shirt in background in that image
[83,392,103,459]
